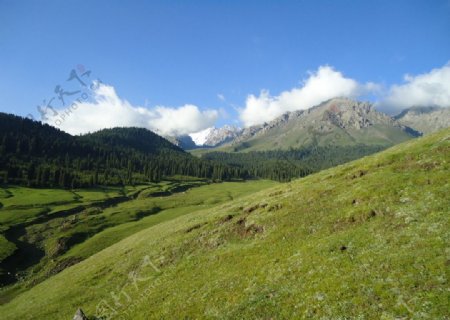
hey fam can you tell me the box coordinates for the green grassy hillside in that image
[0,180,277,304]
[0,129,448,319]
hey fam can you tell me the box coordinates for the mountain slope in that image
[1,128,448,319]
[224,97,419,152]
[394,106,450,134]
[166,135,197,150]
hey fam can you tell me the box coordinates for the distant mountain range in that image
[180,98,449,151]
[226,97,420,152]
[394,106,450,135]
[183,98,440,152]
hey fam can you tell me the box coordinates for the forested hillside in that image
[203,144,385,181]
[0,113,246,187]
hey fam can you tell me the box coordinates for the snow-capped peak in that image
[189,127,215,146]
[189,125,242,147]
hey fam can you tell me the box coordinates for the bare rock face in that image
[73,308,88,320]
[395,106,450,134]
[319,98,398,130]
[232,97,411,146]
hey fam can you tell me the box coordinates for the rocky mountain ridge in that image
[175,98,448,150]
[227,97,419,150]
[394,106,450,134]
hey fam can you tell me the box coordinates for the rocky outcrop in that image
[232,97,412,146]
[395,106,450,134]
[73,308,88,320]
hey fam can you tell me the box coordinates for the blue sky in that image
[0,0,449,135]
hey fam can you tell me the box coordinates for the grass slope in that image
[0,129,449,319]
[0,180,276,304]
[61,180,277,262]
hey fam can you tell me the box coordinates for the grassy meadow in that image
[0,129,448,319]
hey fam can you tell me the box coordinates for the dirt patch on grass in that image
[269,190,283,197]
[267,203,283,212]
[243,203,268,214]
[234,217,264,238]
[333,208,385,232]
[47,257,83,276]
[350,170,368,179]
[218,214,234,224]
[185,223,207,233]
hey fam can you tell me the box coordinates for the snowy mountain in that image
[189,125,242,147]
[189,127,215,146]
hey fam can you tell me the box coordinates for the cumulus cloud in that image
[44,84,218,136]
[239,65,378,127]
[42,64,449,135]
[380,63,450,110]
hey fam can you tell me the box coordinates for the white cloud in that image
[44,84,218,136]
[380,63,450,110]
[239,65,377,127]
[42,64,450,135]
